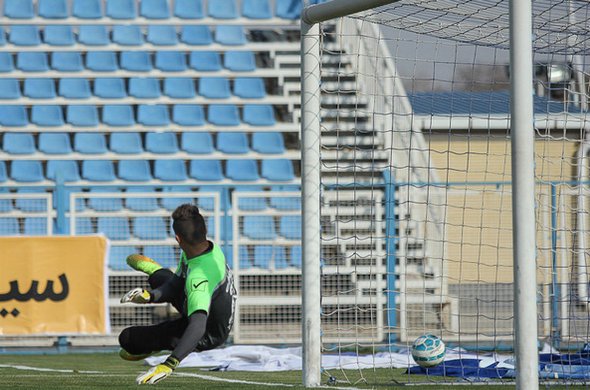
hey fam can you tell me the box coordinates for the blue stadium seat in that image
[86,51,118,72]
[88,187,122,211]
[51,52,84,71]
[206,214,232,240]
[0,79,20,99]
[214,25,245,45]
[97,217,131,240]
[0,53,14,72]
[276,0,301,19]
[143,246,177,269]
[243,104,275,126]
[180,26,212,45]
[118,160,153,182]
[242,216,276,240]
[199,77,230,99]
[226,160,260,181]
[103,105,135,126]
[129,77,161,98]
[120,51,152,71]
[0,27,5,46]
[254,245,280,268]
[15,188,47,211]
[146,132,179,154]
[262,159,294,181]
[52,185,85,213]
[155,51,187,72]
[252,132,285,154]
[274,246,289,269]
[74,132,108,154]
[197,186,230,211]
[11,161,44,182]
[208,104,239,126]
[44,26,75,46]
[78,25,109,45]
[279,215,301,239]
[17,52,49,72]
[174,0,203,19]
[23,78,56,99]
[58,78,91,99]
[161,186,194,211]
[110,132,143,154]
[109,246,137,270]
[0,162,8,183]
[39,0,68,18]
[0,105,27,126]
[67,105,99,126]
[234,78,266,98]
[232,245,249,269]
[94,78,127,98]
[125,186,159,211]
[235,186,267,211]
[3,133,35,154]
[209,0,238,19]
[217,132,249,154]
[106,0,136,19]
[46,160,81,182]
[82,160,116,181]
[181,132,214,154]
[31,105,64,126]
[73,217,94,234]
[134,217,169,240]
[189,51,221,71]
[112,25,143,46]
[189,160,224,181]
[0,218,19,235]
[290,246,301,268]
[9,25,41,45]
[73,0,102,18]
[0,187,13,213]
[147,25,178,45]
[223,51,256,71]
[38,132,72,154]
[269,185,300,210]
[154,160,188,181]
[242,0,271,19]
[141,0,170,19]
[138,105,170,126]
[164,78,196,98]
[4,0,34,19]
[173,105,205,126]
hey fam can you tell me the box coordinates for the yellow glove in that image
[136,357,179,385]
[120,287,151,304]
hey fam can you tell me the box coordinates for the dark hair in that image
[172,204,207,245]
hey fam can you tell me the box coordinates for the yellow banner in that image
[0,236,109,335]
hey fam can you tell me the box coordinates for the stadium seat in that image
[197,186,230,211]
[0,218,19,235]
[82,160,116,181]
[180,26,212,45]
[214,25,245,45]
[51,52,84,71]
[31,105,64,126]
[118,160,153,182]
[103,105,135,126]
[46,160,81,182]
[235,186,267,211]
[15,188,47,211]
[73,0,103,18]
[161,186,194,211]
[109,246,137,270]
[174,0,203,19]
[94,78,127,98]
[125,186,159,211]
[154,160,188,181]
[129,77,161,98]
[155,51,187,72]
[112,25,143,46]
[38,132,72,154]
[39,0,68,18]
[86,51,118,72]
[58,78,91,99]
[120,51,152,72]
[134,217,168,240]
[52,185,85,213]
[0,105,28,126]
[0,162,7,183]
[17,52,49,72]
[67,105,99,126]
[181,132,214,154]
[4,0,34,19]
[0,27,6,46]
[110,132,143,154]
[269,185,300,210]
[290,246,301,268]
[209,0,238,19]
[3,133,35,154]
[97,217,131,240]
[189,51,221,71]
[242,216,276,240]
[172,105,205,126]
[106,0,136,19]
[243,105,275,126]
[147,25,178,45]
[233,78,266,98]
[164,78,196,98]
[9,26,40,46]
[73,217,94,234]
[274,246,289,269]
[279,215,301,239]
[88,187,122,211]
[276,0,301,19]
[252,132,285,154]
[0,53,14,72]
[143,246,177,269]
[217,132,249,154]
[226,160,260,181]
[262,159,295,181]
[208,105,239,126]
[145,132,179,154]
[138,105,170,126]
[198,77,231,99]
[0,188,13,213]
[189,160,224,181]
[78,25,109,45]
[0,79,20,99]
[23,78,56,99]
[253,245,274,268]
[242,0,272,19]
[74,132,108,154]
[44,26,75,46]
[11,161,44,182]
[206,214,232,240]
[233,245,250,269]
[141,0,170,19]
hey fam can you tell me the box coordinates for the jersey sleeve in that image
[185,267,212,316]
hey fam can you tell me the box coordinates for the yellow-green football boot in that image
[126,254,163,276]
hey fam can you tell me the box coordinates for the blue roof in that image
[408,91,582,115]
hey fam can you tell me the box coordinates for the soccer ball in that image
[411,334,446,368]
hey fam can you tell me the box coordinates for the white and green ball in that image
[411,334,446,368]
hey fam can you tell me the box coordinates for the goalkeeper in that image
[119,204,237,385]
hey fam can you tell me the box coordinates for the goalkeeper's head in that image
[172,204,207,248]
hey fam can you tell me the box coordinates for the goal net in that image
[305,0,590,385]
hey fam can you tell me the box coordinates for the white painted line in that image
[0,363,102,374]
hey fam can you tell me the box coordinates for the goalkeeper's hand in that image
[136,357,179,385]
[120,287,151,304]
